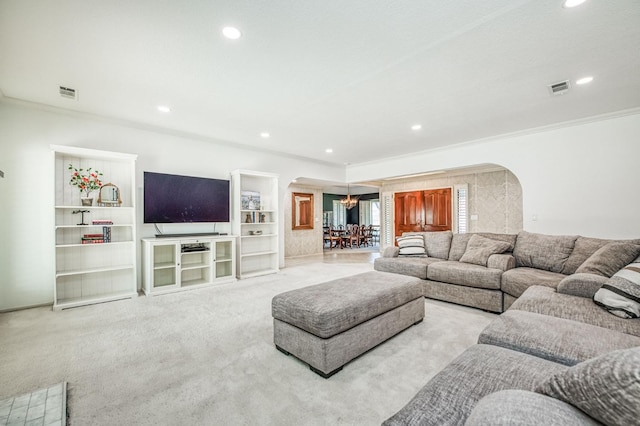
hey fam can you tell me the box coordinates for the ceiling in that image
[1,0,639,168]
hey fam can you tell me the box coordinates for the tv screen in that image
[144,172,230,223]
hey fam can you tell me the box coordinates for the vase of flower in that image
[69,164,103,206]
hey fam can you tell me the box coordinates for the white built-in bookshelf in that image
[231,170,279,278]
[52,145,137,310]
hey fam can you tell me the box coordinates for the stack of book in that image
[82,233,105,244]
[92,219,113,225]
[81,227,112,244]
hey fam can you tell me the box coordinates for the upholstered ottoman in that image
[272,270,424,378]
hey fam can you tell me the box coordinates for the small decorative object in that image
[254,230,263,235]
[241,191,261,210]
[68,164,103,206]
[97,183,122,207]
[245,213,252,223]
[72,209,90,226]
[260,213,266,223]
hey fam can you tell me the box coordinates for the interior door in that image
[394,191,424,237]
[423,188,452,231]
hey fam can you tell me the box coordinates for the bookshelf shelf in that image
[56,264,134,278]
[55,241,133,249]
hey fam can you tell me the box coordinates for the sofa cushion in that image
[374,256,442,279]
[575,242,640,277]
[448,233,517,261]
[501,267,564,298]
[459,234,511,266]
[427,261,503,290]
[396,234,426,256]
[557,273,607,299]
[382,344,566,426]
[561,236,612,275]
[562,237,640,275]
[448,233,473,261]
[478,310,640,366]
[509,286,640,337]
[513,231,577,273]
[535,347,640,426]
[424,230,453,259]
[594,262,640,319]
[465,390,602,426]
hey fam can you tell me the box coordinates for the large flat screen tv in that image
[144,172,230,223]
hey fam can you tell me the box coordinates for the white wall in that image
[0,100,344,310]
[349,111,640,240]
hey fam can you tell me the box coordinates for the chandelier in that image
[340,185,359,210]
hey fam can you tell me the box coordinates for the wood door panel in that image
[394,188,451,239]
[423,188,451,231]
[394,191,424,237]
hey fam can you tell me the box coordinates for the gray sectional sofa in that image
[374,230,640,312]
[378,230,640,425]
[382,283,640,425]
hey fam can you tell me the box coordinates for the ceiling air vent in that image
[59,86,77,100]
[548,80,570,96]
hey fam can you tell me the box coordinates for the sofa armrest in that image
[382,246,400,258]
[557,273,607,299]
[487,254,516,271]
[465,390,601,426]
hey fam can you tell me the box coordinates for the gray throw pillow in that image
[459,234,511,267]
[535,347,640,426]
[396,234,426,256]
[575,242,640,277]
[593,262,640,318]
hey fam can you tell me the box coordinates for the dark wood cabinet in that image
[394,188,451,239]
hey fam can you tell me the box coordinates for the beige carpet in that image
[0,262,496,425]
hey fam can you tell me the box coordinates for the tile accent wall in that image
[284,185,324,258]
[381,169,523,236]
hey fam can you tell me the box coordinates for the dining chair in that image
[362,225,373,247]
[344,224,360,248]
[326,225,342,249]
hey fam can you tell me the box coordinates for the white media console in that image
[141,235,237,295]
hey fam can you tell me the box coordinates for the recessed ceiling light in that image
[576,76,594,85]
[563,0,586,8]
[325,148,333,154]
[411,124,422,131]
[157,105,171,113]
[260,132,270,138]
[222,27,242,40]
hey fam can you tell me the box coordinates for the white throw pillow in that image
[396,235,426,256]
[593,262,640,318]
